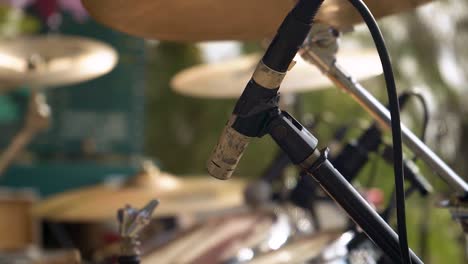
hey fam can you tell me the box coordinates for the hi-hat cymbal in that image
[0,35,117,91]
[32,163,246,222]
[82,0,432,41]
[171,48,382,98]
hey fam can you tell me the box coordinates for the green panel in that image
[29,13,146,156]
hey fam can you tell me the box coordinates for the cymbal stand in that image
[299,23,468,198]
[0,90,50,175]
[117,200,159,264]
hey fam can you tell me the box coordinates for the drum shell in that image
[0,189,40,251]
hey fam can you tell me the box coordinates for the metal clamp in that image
[307,148,330,173]
[118,200,159,256]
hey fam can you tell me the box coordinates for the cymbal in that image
[0,35,117,91]
[82,0,432,41]
[32,162,246,221]
[171,48,382,98]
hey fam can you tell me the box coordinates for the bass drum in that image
[142,204,316,264]
[247,231,382,264]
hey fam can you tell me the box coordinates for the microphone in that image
[380,145,433,195]
[332,123,382,182]
[331,91,433,195]
[331,122,433,196]
[207,0,325,180]
[332,93,413,181]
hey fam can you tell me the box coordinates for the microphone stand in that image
[208,0,421,260]
[299,23,468,198]
[260,108,422,263]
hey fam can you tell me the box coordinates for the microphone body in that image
[332,124,382,182]
[207,0,324,180]
[381,145,433,195]
[331,123,433,195]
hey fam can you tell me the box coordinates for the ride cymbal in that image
[82,0,432,41]
[171,48,382,98]
[0,35,117,91]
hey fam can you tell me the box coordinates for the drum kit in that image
[0,0,467,263]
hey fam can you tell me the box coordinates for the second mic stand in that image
[260,108,422,263]
[299,23,468,198]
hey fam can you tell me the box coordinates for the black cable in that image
[399,90,430,144]
[382,91,431,221]
[398,91,431,262]
[347,1,411,263]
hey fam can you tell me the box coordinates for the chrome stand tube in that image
[299,24,468,196]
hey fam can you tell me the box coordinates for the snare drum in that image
[249,231,382,264]
[142,205,313,264]
[247,231,341,264]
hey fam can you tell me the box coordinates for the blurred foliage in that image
[0,5,39,37]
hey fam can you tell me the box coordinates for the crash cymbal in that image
[171,48,382,98]
[0,35,117,91]
[82,0,432,41]
[32,162,246,221]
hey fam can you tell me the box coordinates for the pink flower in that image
[0,0,88,22]
[58,0,88,22]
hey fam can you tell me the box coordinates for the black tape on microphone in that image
[207,0,324,180]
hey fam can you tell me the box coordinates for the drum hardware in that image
[264,110,423,263]
[117,199,159,264]
[0,90,50,175]
[298,23,468,260]
[243,100,316,206]
[331,115,433,196]
[298,23,468,197]
[207,0,423,262]
[248,109,428,233]
[2,1,466,261]
[245,118,352,232]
